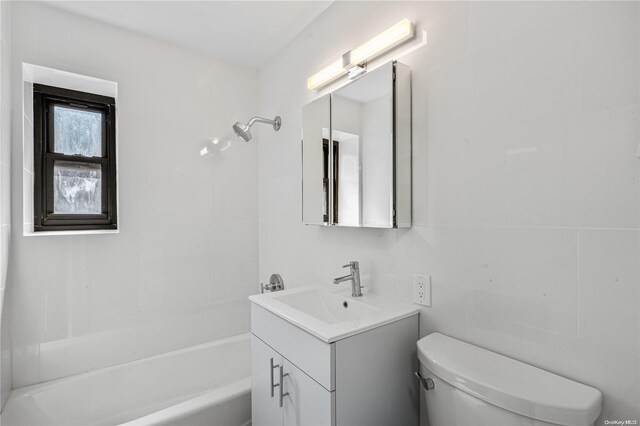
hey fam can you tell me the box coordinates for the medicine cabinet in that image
[302,61,411,228]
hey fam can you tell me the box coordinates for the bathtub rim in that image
[119,377,251,426]
[6,332,250,400]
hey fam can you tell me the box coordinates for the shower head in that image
[232,115,281,142]
[233,122,252,142]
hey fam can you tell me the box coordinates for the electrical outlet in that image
[413,273,431,307]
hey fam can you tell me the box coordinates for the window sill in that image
[23,224,119,237]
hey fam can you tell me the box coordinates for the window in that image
[33,84,117,231]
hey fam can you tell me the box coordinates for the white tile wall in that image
[0,0,11,410]
[257,1,640,424]
[9,2,258,387]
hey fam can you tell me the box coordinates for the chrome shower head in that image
[233,122,252,142]
[232,116,281,142]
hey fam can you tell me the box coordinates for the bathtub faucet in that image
[260,274,284,293]
[333,261,363,297]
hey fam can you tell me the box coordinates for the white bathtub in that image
[1,334,251,426]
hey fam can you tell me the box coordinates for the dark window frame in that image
[33,84,117,232]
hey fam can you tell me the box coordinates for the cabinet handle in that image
[270,358,280,397]
[279,365,290,407]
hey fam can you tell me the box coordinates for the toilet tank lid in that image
[417,333,602,426]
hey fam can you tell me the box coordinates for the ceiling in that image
[44,1,333,68]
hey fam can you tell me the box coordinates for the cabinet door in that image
[282,359,335,426]
[252,335,283,426]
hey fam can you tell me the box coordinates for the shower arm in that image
[246,116,281,131]
[247,117,276,126]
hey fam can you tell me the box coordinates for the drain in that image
[343,301,349,308]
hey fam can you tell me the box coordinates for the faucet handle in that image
[260,273,285,293]
[342,261,359,269]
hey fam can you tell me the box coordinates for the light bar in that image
[307,59,343,92]
[350,19,414,65]
[307,19,415,90]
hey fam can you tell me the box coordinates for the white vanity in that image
[249,286,419,426]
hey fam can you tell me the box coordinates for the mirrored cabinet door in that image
[302,95,331,225]
[302,61,411,228]
[332,62,394,227]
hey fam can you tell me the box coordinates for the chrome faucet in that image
[260,274,284,293]
[333,261,363,297]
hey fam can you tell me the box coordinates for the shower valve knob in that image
[260,274,285,293]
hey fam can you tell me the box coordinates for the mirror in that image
[302,61,411,228]
[302,95,330,225]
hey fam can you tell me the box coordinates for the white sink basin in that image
[249,286,418,342]
[276,288,381,324]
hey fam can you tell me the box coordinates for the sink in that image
[275,288,381,324]
[249,285,418,342]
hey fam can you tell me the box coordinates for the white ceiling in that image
[44,1,333,68]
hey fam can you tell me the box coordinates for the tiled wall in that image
[257,2,639,424]
[0,0,11,411]
[9,2,258,387]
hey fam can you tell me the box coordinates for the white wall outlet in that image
[412,273,431,307]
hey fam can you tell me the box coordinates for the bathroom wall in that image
[257,1,640,424]
[10,2,258,388]
[0,0,11,410]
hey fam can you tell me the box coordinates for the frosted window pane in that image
[54,105,102,157]
[53,162,102,214]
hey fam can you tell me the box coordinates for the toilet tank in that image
[417,333,602,426]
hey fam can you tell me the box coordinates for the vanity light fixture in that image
[307,18,415,90]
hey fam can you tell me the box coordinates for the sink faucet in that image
[333,261,363,297]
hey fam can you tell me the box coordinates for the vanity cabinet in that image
[252,336,335,426]
[251,303,419,426]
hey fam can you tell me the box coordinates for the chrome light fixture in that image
[307,18,415,90]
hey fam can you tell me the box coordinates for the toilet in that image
[417,333,602,426]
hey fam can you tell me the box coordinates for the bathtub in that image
[1,333,251,426]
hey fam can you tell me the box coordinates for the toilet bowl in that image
[417,333,602,426]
